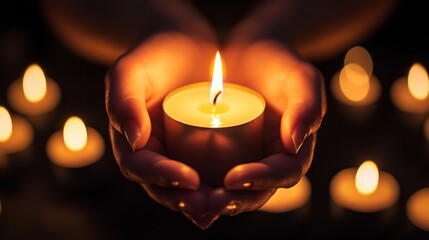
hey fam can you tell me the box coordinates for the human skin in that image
[40,0,399,229]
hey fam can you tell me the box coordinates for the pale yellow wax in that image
[390,76,429,114]
[406,187,429,232]
[258,176,311,213]
[46,127,105,168]
[0,114,33,154]
[163,82,265,186]
[330,168,400,212]
[7,77,61,115]
[163,82,265,128]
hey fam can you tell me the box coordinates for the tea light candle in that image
[0,106,33,154]
[46,116,104,168]
[407,187,429,232]
[7,63,61,115]
[390,63,429,114]
[330,160,400,212]
[330,63,381,107]
[331,46,381,107]
[258,176,311,213]
[163,51,265,186]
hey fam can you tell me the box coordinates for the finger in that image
[105,56,152,151]
[224,133,316,190]
[110,126,200,189]
[281,63,326,154]
[142,184,218,229]
[207,187,275,216]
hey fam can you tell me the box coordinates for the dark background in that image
[1,0,429,239]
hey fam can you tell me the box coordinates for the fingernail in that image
[226,201,238,216]
[242,182,252,189]
[227,181,252,190]
[123,120,140,152]
[178,201,186,209]
[292,124,308,154]
[171,179,198,190]
[171,180,180,187]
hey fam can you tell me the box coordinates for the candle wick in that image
[213,91,222,106]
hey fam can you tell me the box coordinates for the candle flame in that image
[63,116,87,151]
[408,63,429,100]
[344,46,373,77]
[22,64,47,103]
[355,160,379,195]
[0,106,12,142]
[210,51,223,105]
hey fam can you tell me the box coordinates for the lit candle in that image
[7,63,61,115]
[163,51,265,186]
[0,106,33,155]
[406,187,429,232]
[258,176,311,213]
[46,116,104,168]
[331,46,381,107]
[390,62,429,114]
[330,160,400,212]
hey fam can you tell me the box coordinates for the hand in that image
[105,32,219,229]
[207,40,326,216]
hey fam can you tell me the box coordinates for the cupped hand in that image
[209,40,327,215]
[105,32,219,229]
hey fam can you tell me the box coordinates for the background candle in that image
[330,160,400,212]
[0,106,33,155]
[163,52,265,187]
[329,160,400,236]
[331,64,381,107]
[258,176,311,213]
[7,63,61,116]
[330,46,381,122]
[331,46,381,107]
[390,62,429,114]
[406,187,429,232]
[330,161,399,212]
[46,116,104,168]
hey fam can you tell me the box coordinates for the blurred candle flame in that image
[210,51,223,105]
[0,106,12,142]
[339,63,370,102]
[408,63,429,100]
[22,64,47,103]
[63,116,87,151]
[355,160,379,195]
[344,46,373,77]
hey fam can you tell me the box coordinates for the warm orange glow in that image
[259,176,311,213]
[339,63,370,102]
[210,51,223,105]
[355,160,379,195]
[407,188,429,232]
[22,64,47,103]
[0,106,12,142]
[408,63,429,100]
[344,46,373,77]
[63,116,87,151]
